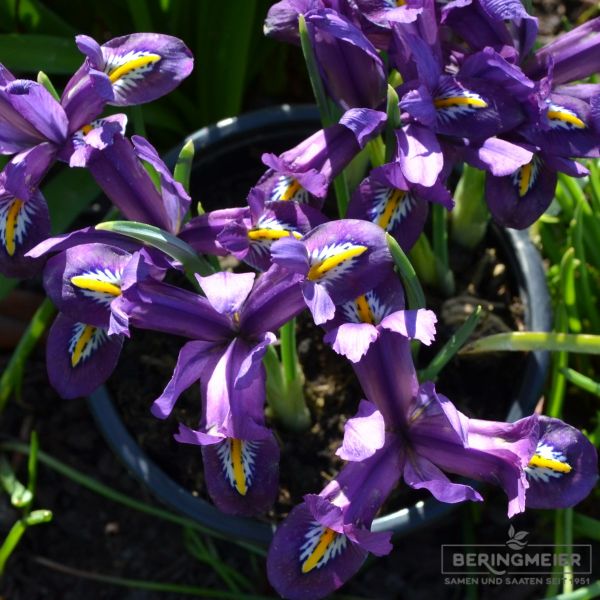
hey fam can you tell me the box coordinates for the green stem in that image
[280,319,298,384]
[572,203,600,332]
[432,203,455,296]
[408,234,437,288]
[298,15,333,128]
[366,137,386,169]
[0,441,266,557]
[298,14,351,216]
[563,508,574,594]
[0,520,26,576]
[174,140,195,195]
[386,233,426,309]
[449,165,489,250]
[384,85,401,163]
[36,71,60,101]
[546,510,565,598]
[263,338,310,432]
[0,297,56,413]
[560,367,600,397]
[419,306,482,382]
[332,170,351,218]
[460,332,600,355]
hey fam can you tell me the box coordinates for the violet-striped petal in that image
[267,502,368,600]
[485,155,558,229]
[201,432,280,516]
[46,314,123,399]
[43,243,132,328]
[0,189,49,278]
[524,416,598,510]
[75,33,194,106]
[268,439,401,600]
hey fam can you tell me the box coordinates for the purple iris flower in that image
[304,9,387,110]
[484,143,588,228]
[261,107,386,200]
[42,243,163,398]
[116,268,308,515]
[86,134,191,234]
[441,0,538,59]
[395,32,527,145]
[322,276,436,363]
[63,33,193,111]
[271,219,394,325]
[323,282,597,515]
[216,196,329,271]
[347,151,454,251]
[344,0,425,51]
[0,77,69,201]
[264,0,353,45]
[267,433,402,600]
[267,382,597,599]
[524,17,600,85]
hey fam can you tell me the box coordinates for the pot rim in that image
[87,105,552,547]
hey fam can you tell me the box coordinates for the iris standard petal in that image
[151,339,223,419]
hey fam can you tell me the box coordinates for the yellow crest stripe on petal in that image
[247,229,302,241]
[70,276,121,297]
[5,199,23,257]
[302,528,337,573]
[108,54,161,83]
[71,325,96,368]
[434,96,488,110]
[230,438,247,496]
[355,294,374,324]
[547,109,585,129]
[307,246,367,281]
[377,189,404,230]
[528,454,572,474]
[280,179,302,201]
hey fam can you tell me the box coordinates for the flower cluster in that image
[0,4,598,599]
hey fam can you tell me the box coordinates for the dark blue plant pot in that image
[88,105,552,547]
